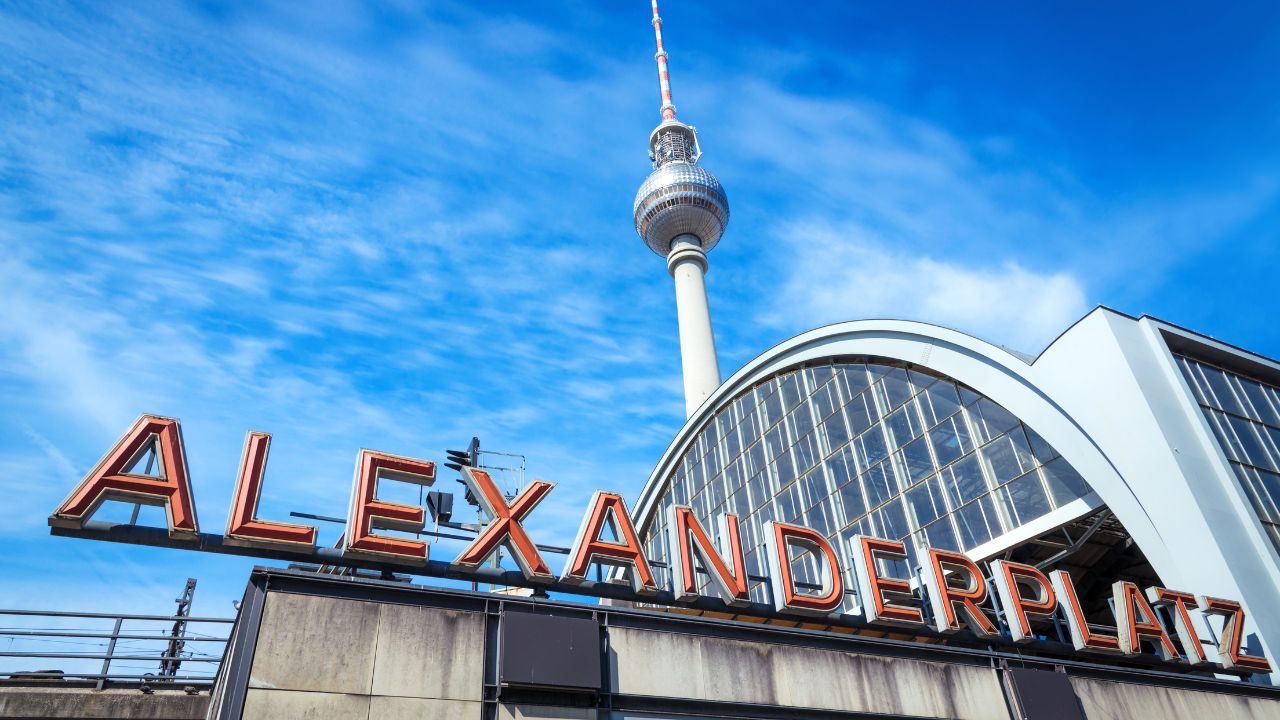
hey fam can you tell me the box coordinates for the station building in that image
[631,310,1280,672]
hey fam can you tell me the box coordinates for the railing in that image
[0,609,234,689]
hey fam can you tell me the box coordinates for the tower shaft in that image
[668,236,721,416]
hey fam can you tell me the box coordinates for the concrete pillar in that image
[667,234,722,417]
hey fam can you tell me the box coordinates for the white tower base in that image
[667,235,722,417]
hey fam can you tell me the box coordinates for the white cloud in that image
[766,221,1087,353]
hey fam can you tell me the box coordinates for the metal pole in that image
[128,447,156,525]
[96,617,123,690]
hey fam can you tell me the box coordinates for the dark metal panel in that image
[1007,668,1085,720]
[208,573,267,720]
[500,611,602,692]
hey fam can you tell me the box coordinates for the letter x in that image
[451,467,554,582]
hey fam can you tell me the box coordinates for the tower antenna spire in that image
[651,0,677,121]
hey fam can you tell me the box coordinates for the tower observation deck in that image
[632,0,729,418]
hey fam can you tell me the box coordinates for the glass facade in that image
[1177,354,1280,551]
[641,359,1093,606]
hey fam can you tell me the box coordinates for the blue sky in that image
[1,0,1278,634]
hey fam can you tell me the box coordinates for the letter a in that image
[562,491,657,594]
[50,414,199,539]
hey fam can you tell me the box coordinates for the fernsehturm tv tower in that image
[633,0,730,418]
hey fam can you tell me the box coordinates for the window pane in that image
[999,472,1052,525]
[875,499,910,540]
[776,482,802,523]
[970,398,1020,443]
[846,392,877,436]
[1251,467,1280,522]
[900,436,936,485]
[780,373,804,411]
[775,449,796,485]
[856,427,890,468]
[979,430,1038,485]
[929,414,973,467]
[800,467,829,508]
[837,364,871,401]
[789,400,815,440]
[880,368,914,410]
[923,517,960,552]
[812,380,839,420]
[1024,425,1059,464]
[821,412,851,455]
[908,369,938,394]
[940,453,988,507]
[1240,379,1280,427]
[883,404,923,450]
[919,382,962,427]
[905,475,947,527]
[838,480,867,524]
[763,388,783,427]
[863,461,896,508]
[1043,457,1090,506]
[1200,364,1245,416]
[825,446,857,487]
[1228,415,1277,471]
[793,431,821,475]
[954,494,1002,550]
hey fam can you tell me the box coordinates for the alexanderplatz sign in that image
[49,415,1271,675]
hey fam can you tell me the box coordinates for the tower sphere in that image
[633,154,730,256]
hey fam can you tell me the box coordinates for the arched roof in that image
[633,318,1176,579]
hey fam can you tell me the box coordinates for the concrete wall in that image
[203,571,1280,720]
[242,591,484,719]
[1070,676,1280,720]
[0,687,207,719]
[608,626,1008,719]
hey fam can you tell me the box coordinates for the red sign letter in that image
[852,536,922,626]
[343,450,436,564]
[562,491,657,594]
[1198,596,1271,673]
[1146,587,1208,665]
[765,522,844,615]
[666,507,749,605]
[49,415,198,540]
[1113,581,1178,659]
[1051,569,1121,654]
[921,549,998,636]
[224,432,317,549]
[989,560,1057,643]
[451,468,554,582]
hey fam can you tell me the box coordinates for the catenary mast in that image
[633,0,730,418]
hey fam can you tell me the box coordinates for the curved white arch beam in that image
[636,319,1164,594]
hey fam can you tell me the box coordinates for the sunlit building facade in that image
[633,308,1280,669]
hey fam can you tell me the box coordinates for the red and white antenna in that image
[651,0,677,121]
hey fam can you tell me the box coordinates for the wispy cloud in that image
[763,220,1087,352]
